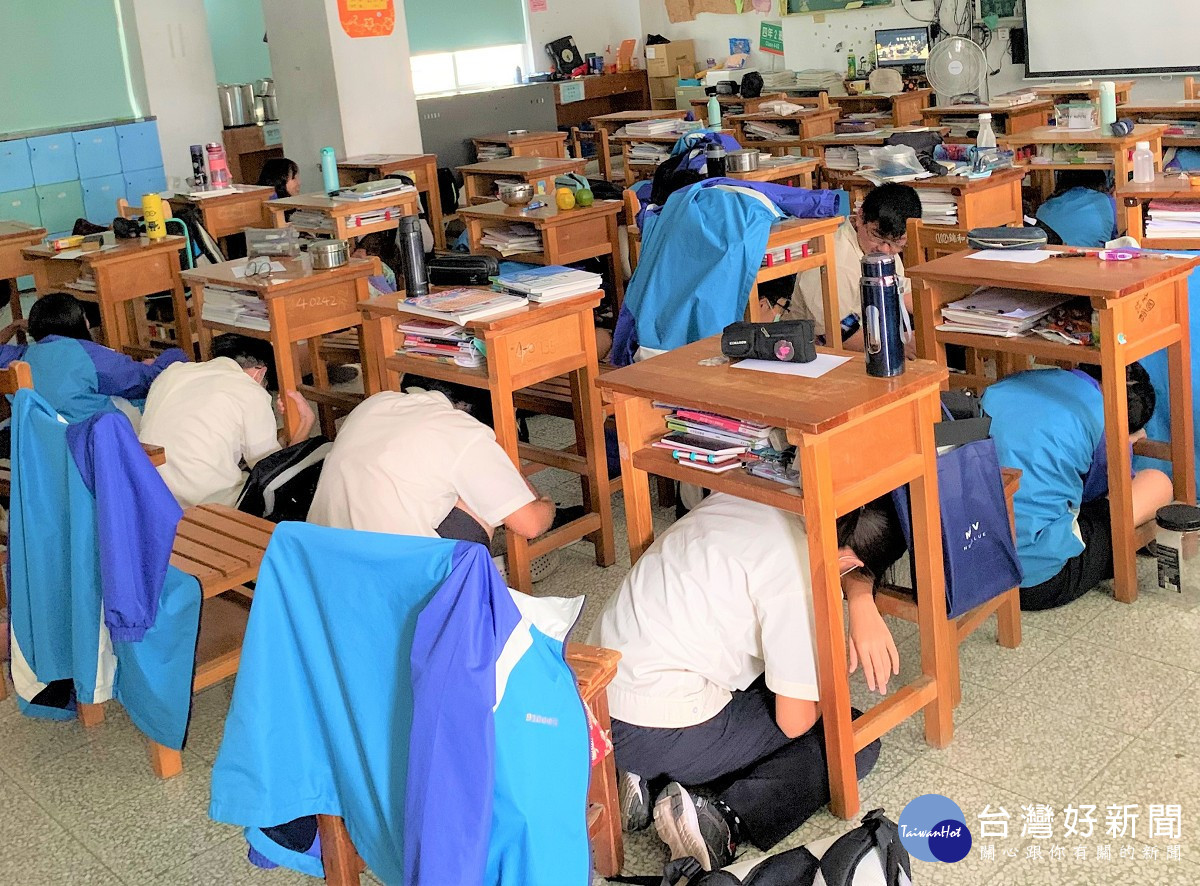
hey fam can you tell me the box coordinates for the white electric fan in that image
[926,36,989,104]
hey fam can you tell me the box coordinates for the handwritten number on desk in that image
[294,295,337,309]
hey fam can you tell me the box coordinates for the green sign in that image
[263,123,283,147]
[558,81,585,104]
[760,21,784,56]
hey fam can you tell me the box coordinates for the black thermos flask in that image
[860,252,905,378]
[396,215,428,298]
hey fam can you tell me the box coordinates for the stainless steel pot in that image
[309,239,349,270]
[726,149,760,173]
[262,95,279,122]
[237,84,256,120]
[217,85,246,128]
[254,78,275,97]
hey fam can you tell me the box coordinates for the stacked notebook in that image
[480,224,542,256]
[625,119,683,137]
[497,266,602,303]
[201,285,269,332]
[938,287,1070,338]
[628,142,672,167]
[476,145,511,161]
[741,120,798,142]
[396,317,483,368]
[918,189,958,226]
[1146,201,1200,239]
[402,288,527,324]
[653,408,774,475]
[331,179,415,201]
[823,146,863,171]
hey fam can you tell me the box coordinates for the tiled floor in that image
[5,415,1200,885]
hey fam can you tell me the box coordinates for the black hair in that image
[257,158,300,199]
[836,497,908,587]
[212,333,270,371]
[861,183,923,241]
[28,292,92,342]
[1078,362,1157,434]
[402,374,494,425]
[1052,169,1112,197]
[354,231,399,278]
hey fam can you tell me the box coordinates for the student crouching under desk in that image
[1034,170,1117,249]
[590,493,907,870]
[771,183,922,352]
[982,364,1173,611]
[138,334,316,508]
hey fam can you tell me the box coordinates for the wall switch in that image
[997,27,1011,42]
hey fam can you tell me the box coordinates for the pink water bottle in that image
[206,143,231,189]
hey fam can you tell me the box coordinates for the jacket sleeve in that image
[0,343,27,369]
[83,341,189,400]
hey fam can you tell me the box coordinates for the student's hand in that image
[280,391,316,442]
[847,595,900,695]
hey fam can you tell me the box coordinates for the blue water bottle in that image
[860,252,905,378]
[320,146,340,194]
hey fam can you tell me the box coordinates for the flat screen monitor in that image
[875,27,931,68]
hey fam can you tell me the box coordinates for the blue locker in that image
[72,127,122,179]
[116,121,163,172]
[124,167,166,202]
[36,181,85,235]
[0,188,42,227]
[27,133,79,185]
[81,174,127,224]
[0,140,34,193]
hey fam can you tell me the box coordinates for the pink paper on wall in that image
[530,0,548,11]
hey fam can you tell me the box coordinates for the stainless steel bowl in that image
[308,239,349,270]
[726,149,760,173]
[496,180,534,206]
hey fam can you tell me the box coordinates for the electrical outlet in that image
[997,27,1011,41]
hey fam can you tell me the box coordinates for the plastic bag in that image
[862,145,926,177]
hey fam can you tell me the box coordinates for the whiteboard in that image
[1023,0,1200,77]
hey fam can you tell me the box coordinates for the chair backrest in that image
[1186,76,1198,100]
[0,361,32,395]
[623,187,643,271]
[115,197,173,221]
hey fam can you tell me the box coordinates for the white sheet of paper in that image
[965,250,1052,264]
[732,354,851,379]
[51,245,120,259]
[232,261,287,278]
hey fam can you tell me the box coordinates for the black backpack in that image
[741,71,765,99]
[236,437,332,523]
[650,144,708,208]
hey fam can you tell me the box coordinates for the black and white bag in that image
[236,437,332,523]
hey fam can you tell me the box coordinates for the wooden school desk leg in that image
[795,435,858,819]
[1121,198,1145,241]
[96,286,129,355]
[193,284,214,360]
[816,230,843,351]
[308,334,336,439]
[267,300,302,441]
[909,392,954,748]
[1168,279,1196,504]
[317,815,365,886]
[569,315,615,567]
[606,214,625,312]
[589,689,624,877]
[488,352,532,593]
[148,742,183,779]
[464,217,484,254]
[77,702,105,727]
[612,394,659,565]
[1098,308,1138,603]
[169,271,193,356]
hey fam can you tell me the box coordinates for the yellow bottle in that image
[142,192,166,241]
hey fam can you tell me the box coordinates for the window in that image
[410,43,526,96]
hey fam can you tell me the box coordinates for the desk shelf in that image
[631,445,804,512]
[936,330,1100,366]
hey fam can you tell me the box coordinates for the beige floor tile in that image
[1016,587,1117,638]
[1075,594,1200,673]
[954,623,1064,693]
[1007,638,1194,735]
[159,835,315,885]
[1142,678,1200,758]
[0,701,111,777]
[185,680,236,765]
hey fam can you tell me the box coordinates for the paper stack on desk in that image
[497,265,602,303]
[201,285,269,332]
[938,287,1070,337]
[480,224,542,256]
[823,146,863,171]
[1146,201,1200,239]
[624,119,684,137]
[476,145,511,161]
[628,141,672,167]
[919,189,958,226]
[396,317,483,368]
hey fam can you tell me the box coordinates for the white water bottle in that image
[1133,140,1156,183]
[976,113,997,149]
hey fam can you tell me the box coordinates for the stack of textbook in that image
[497,266,602,303]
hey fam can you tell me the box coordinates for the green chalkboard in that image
[782,0,894,14]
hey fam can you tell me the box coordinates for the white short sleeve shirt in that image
[306,390,535,536]
[138,359,279,508]
[590,493,820,729]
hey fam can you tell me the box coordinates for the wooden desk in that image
[336,153,446,250]
[0,221,46,333]
[459,199,625,309]
[800,125,951,157]
[587,110,690,181]
[610,130,705,184]
[622,189,843,342]
[828,89,934,127]
[183,256,377,439]
[688,93,789,128]
[167,186,274,251]
[726,108,841,156]
[471,131,568,161]
[921,101,1054,141]
[265,190,420,242]
[567,643,622,877]
[1120,101,1200,151]
[1032,81,1135,106]
[1000,124,1166,200]
[556,71,651,129]
[222,124,284,186]
[360,290,615,594]
[456,156,587,206]
[23,237,190,354]
[725,156,819,188]
[1117,174,1200,249]
[598,338,952,820]
[908,250,1198,603]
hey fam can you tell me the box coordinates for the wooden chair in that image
[0,361,33,702]
[623,188,644,273]
[115,197,173,221]
[1185,76,1198,101]
[569,127,619,182]
[316,643,624,883]
[875,467,1023,708]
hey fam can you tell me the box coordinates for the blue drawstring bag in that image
[892,436,1023,619]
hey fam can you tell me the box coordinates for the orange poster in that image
[337,0,395,38]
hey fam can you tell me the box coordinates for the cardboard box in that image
[645,40,695,78]
[675,85,708,112]
[701,67,757,87]
[649,75,677,99]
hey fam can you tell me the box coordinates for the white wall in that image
[639,0,789,74]
[528,0,644,73]
[127,0,225,190]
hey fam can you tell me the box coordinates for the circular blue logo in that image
[898,794,972,863]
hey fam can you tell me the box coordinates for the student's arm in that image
[759,586,822,737]
[276,391,316,446]
[454,434,554,539]
[775,695,820,739]
[845,571,899,695]
[242,390,285,468]
[503,481,556,539]
[86,342,188,399]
